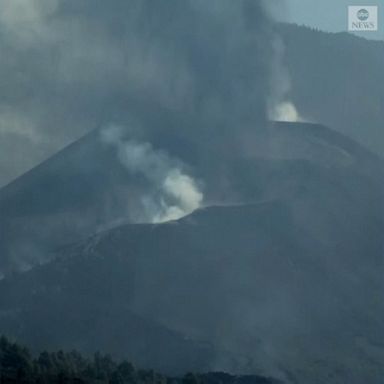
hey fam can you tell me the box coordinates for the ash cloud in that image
[0,0,278,187]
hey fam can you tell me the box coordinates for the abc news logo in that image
[348,6,378,31]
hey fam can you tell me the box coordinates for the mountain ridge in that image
[0,120,382,274]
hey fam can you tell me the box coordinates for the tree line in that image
[0,336,279,384]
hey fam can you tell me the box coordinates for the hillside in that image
[0,119,383,382]
[0,196,383,382]
[279,23,384,156]
[0,119,382,275]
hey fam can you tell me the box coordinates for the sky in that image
[280,0,384,40]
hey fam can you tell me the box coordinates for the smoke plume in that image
[267,33,302,122]
[102,126,203,223]
[0,0,277,187]
[271,101,302,122]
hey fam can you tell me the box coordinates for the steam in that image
[270,101,302,122]
[0,0,59,46]
[102,126,203,223]
[268,31,302,122]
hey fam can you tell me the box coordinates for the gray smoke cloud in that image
[0,0,284,275]
[0,0,278,187]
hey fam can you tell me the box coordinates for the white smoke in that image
[101,126,203,223]
[270,101,302,122]
[267,33,303,123]
[0,0,59,46]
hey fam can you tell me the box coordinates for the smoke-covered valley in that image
[0,1,383,384]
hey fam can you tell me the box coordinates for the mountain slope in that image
[0,120,383,382]
[0,119,382,275]
[279,23,384,156]
[0,194,383,382]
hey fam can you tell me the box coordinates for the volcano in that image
[0,119,383,383]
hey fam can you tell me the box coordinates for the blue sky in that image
[278,0,383,40]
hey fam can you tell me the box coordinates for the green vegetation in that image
[0,336,279,384]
